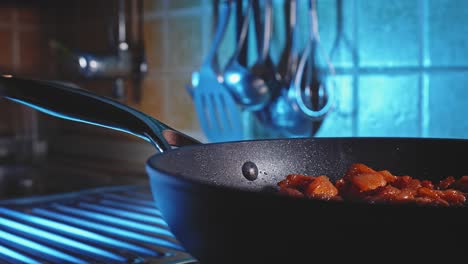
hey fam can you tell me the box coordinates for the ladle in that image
[249,0,278,97]
[263,0,313,137]
[222,0,271,110]
[253,0,301,137]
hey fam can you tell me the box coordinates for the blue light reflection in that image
[6,98,149,143]
[0,244,42,264]
[33,208,183,251]
[101,194,157,207]
[191,71,200,88]
[225,73,241,84]
[78,202,165,225]
[0,215,125,262]
[99,199,162,216]
[0,229,88,264]
[0,208,156,256]
[53,204,173,235]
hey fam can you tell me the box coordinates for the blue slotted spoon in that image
[193,0,243,142]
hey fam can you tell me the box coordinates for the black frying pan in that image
[0,76,467,263]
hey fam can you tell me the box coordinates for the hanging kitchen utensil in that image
[261,0,315,137]
[236,0,248,67]
[247,0,282,139]
[275,0,296,85]
[298,0,325,134]
[249,0,278,100]
[186,0,220,98]
[222,0,271,111]
[294,0,334,121]
[193,0,244,142]
[253,0,301,137]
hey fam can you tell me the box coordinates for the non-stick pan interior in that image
[148,137,468,191]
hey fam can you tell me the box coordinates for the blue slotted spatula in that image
[192,0,243,142]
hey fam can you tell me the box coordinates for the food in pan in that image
[277,163,468,206]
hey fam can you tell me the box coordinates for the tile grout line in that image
[144,65,468,76]
[195,0,212,131]
[144,6,211,20]
[352,0,359,137]
[417,0,424,138]
[11,8,22,145]
[0,23,40,31]
[421,0,430,138]
[162,0,171,121]
[422,0,431,67]
[10,8,38,151]
[11,9,19,71]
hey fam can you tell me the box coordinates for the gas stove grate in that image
[0,185,197,264]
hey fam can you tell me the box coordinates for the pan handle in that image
[0,75,201,152]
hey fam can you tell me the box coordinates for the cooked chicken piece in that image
[350,173,387,192]
[378,170,397,183]
[344,163,377,179]
[277,163,467,207]
[438,176,456,190]
[391,176,421,190]
[454,176,468,192]
[437,189,466,205]
[278,174,316,192]
[305,176,338,200]
[278,187,305,198]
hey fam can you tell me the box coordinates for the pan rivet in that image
[242,161,258,181]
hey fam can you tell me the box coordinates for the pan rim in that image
[146,137,468,210]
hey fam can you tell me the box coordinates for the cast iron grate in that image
[0,185,197,264]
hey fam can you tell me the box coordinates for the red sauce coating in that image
[277,163,468,207]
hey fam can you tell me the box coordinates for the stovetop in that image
[0,185,197,263]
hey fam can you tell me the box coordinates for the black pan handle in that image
[0,75,201,152]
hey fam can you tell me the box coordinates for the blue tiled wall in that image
[357,74,420,137]
[209,0,468,140]
[428,0,468,66]
[427,72,468,138]
[309,0,468,138]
